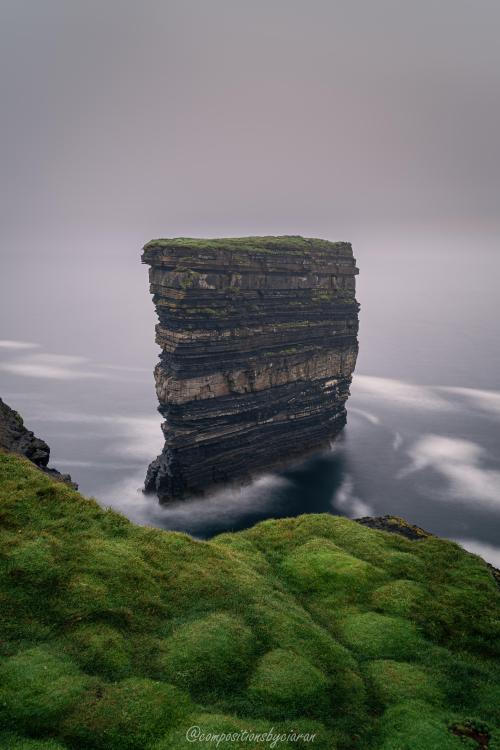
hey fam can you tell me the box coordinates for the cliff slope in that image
[142,236,359,500]
[0,397,75,487]
[1,452,499,750]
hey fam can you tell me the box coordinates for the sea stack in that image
[142,236,359,500]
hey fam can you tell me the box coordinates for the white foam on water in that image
[401,434,500,510]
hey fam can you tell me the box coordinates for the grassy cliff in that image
[0,451,499,749]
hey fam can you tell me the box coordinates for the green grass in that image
[247,648,330,719]
[143,236,352,256]
[0,451,499,749]
[158,612,256,698]
[365,660,443,707]
[62,678,190,750]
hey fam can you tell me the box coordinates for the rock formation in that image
[142,236,359,500]
[355,516,432,541]
[0,397,76,487]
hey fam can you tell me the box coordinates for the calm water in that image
[1,240,499,566]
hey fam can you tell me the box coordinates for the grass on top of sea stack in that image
[0,451,499,749]
[142,235,352,256]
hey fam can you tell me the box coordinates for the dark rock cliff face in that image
[142,236,359,501]
[355,516,432,541]
[0,397,76,487]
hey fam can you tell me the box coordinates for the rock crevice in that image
[142,236,359,500]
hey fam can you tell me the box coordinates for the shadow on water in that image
[138,446,349,540]
[281,448,348,514]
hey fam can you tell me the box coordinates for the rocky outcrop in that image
[0,397,76,487]
[142,236,359,500]
[356,515,500,589]
[355,515,432,541]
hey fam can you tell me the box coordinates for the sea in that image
[1,238,499,566]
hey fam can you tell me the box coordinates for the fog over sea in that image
[1,237,499,566]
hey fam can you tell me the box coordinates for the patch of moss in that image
[158,612,256,698]
[62,678,191,750]
[143,236,351,257]
[0,736,68,750]
[365,660,443,707]
[183,306,228,317]
[338,612,427,661]
[371,579,426,618]
[152,714,335,750]
[281,537,387,603]
[61,622,132,680]
[272,320,312,328]
[247,648,330,719]
[0,646,88,734]
[0,452,499,749]
[177,269,201,289]
[264,346,300,357]
[312,289,336,302]
[375,700,466,749]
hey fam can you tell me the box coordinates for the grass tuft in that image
[0,451,499,749]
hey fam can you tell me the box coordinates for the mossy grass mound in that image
[151,714,334,750]
[61,678,190,750]
[0,451,499,749]
[374,700,496,750]
[365,660,443,707]
[247,648,330,719]
[158,612,256,698]
[60,622,132,679]
[0,646,88,734]
[338,612,427,661]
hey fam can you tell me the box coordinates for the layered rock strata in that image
[0,397,76,487]
[142,236,359,500]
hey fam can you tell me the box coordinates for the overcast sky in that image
[1,0,499,259]
[1,1,499,383]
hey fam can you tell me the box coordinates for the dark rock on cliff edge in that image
[356,515,500,588]
[0,397,76,488]
[356,515,432,541]
[142,235,359,501]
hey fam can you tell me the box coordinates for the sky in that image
[1,0,499,381]
[1,0,500,249]
[1,1,500,561]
